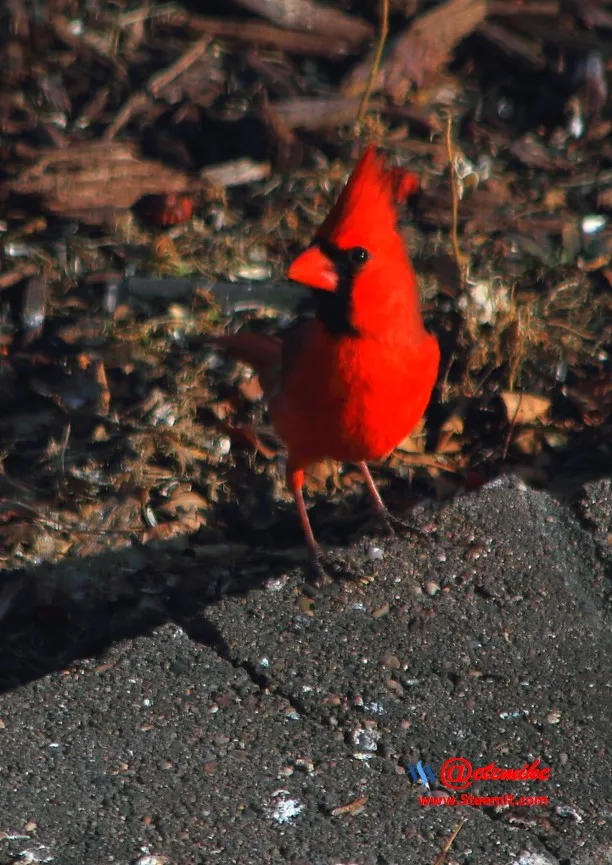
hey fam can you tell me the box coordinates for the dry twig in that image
[445,115,467,292]
[432,819,466,865]
[173,12,363,57]
[355,0,389,127]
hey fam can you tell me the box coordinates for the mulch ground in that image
[0,0,611,662]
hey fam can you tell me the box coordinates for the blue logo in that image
[408,761,436,787]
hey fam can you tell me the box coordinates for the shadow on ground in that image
[1,475,611,865]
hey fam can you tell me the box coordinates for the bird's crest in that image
[316,145,419,249]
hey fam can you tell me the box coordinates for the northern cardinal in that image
[217,146,439,569]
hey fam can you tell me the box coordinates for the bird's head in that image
[287,145,421,338]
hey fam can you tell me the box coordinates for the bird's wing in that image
[215,316,317,403]
[214,332,283,399]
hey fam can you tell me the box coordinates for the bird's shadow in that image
[0,479,403,695]
[0,536,269,694]
[2,416,610,697]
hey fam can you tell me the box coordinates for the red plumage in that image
[217,146,440,568]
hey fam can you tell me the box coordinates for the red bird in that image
[218,146,439,569]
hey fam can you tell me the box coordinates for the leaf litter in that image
[0,0,610,598]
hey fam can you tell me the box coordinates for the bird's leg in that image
[287,466,328,578]
[359,461,388,520]
[358,462,423,538]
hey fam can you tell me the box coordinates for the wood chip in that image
[231,0,371,43]
[344,0,486,100]
[200,158,271,187]
[175,12,364,57]
[9,142,198,213]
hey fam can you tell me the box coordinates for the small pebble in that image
[582,214,606,234]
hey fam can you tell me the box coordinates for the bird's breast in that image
[272,327,439,468]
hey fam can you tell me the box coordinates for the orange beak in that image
[287,245,337,292]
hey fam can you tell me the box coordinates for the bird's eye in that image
[348,247,369,265]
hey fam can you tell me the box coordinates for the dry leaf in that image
[304,459,339,493]
[159,489,208,517]
[238,375,264,402]
[500,392,551,425]
[512,427,544,456]
[396,418,426,453]
[436,412,464,454]
[142,514,203,543]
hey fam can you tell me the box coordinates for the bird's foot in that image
[306,546,354,586]
[371,508,426,540]
[307,547,332,585]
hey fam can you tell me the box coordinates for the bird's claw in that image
[307,549,332,585]
[306,547,354,585]
[373,509,425,540]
